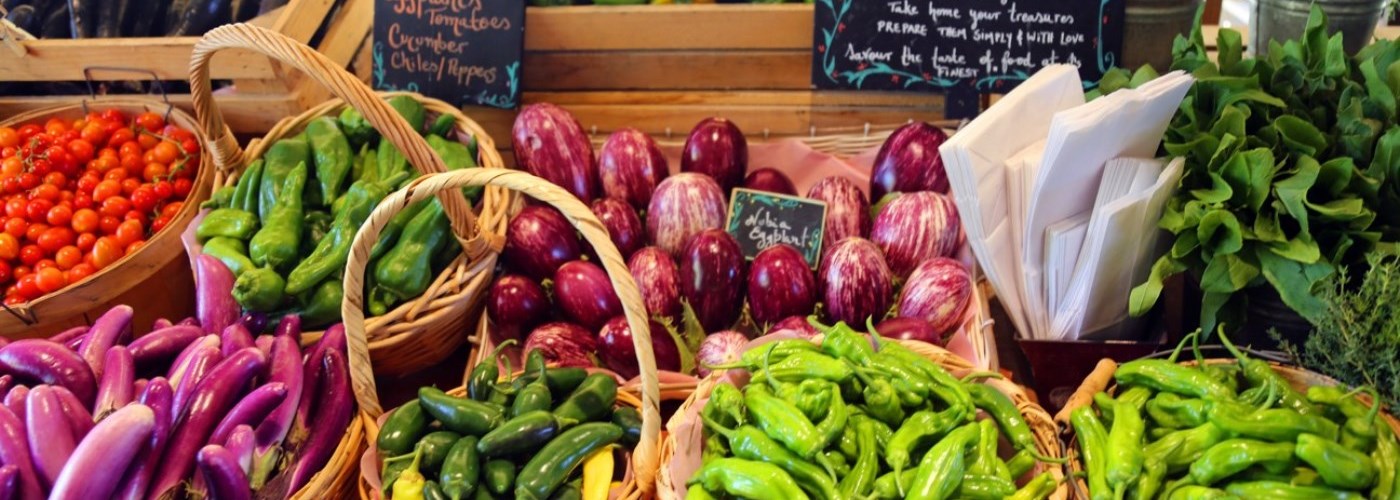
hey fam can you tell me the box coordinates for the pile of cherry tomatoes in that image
[0,109,200,306]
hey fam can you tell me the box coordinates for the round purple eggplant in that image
[553,260,623,330]
[747,244,817,326]
[870,121,950,201]
[679,229,746,332]
[769,316,818,338]
[696,330,749,377]
[503,206,582,281]
[819,237,893,326]
[806,176,871,254]
[898,257,973,337]
[511,103,598,202]
[598,128,668,210]
[742,168,797,196]
[628,246,683,321]
[646,173,727,258]
[523,322,597,369]
[873,316,949,346]
[597,316,681,380]
[590,198,645,260]
[681,117,748,193]
[487,275,551,334]
[871,191,962,279]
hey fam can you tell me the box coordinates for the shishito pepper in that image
[259,138,311,222]
[202,237,255,277]
[248,162,307,270]
[232,266,285,312]
[1223,480,1365,499]
[906,422,979,500]
[1372,421,1400,500]
[886,408,963,493]
[1147,392,1210,429]
[1105,399,1146,495]
[1218,330,1318,415]
[374,199,452,304]
[687,457,810,500]
[1187,439,1295,486]
[780,379,832,422]
[285,171,409,295]
[1007,471,1058,500]
[966,382,1060,462]
[861,377,905,427]
[744,384,824,460]
[1295,433,1377,490]
[956,474,1017,500]
[750,350,854,384]
[1167,485,1237,499]
[1207,399,1340,442]
[1071,405,1112,500]
[968,418,1013,482]
[306,117,353,202]
[1149,422,1230,472]
[700,414,838,500]
[838,415,879,498]
[298,279,343,328]
[1114,358,1235,400]
[338,107,377,148]
[196,207,259,242]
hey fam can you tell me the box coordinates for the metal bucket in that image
[1255,0,1387,55]
[1123,0,1203,71]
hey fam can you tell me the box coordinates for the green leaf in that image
[1159,198,1189,233]
[1256,247,1333,322]
[1172,231,1201,258]
[1129,255,1187,317]
[678,299,707,355]
[1269,234,1322,263]
[1361,58,1397,120]
[1216,89,1287,112]
[1370,126,1400,181]
[1306,198,1366,222]
[1316,157,1357,197]
[1221,147,1276,212]
[1275,155,1321,235]
[1209,105,1249,141]
[1129,64,1161,88]
[1191,172,1235,203]
[1198,209,1245,258]
[1201,251,1262,293]
[1199,291,1235,339]
[1273,115,1329,156]
[1254,210,1287,243]
[1218,28,1244,76]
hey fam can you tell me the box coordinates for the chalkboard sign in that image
[725,188,828,267]
[372,0,524,109]
[812,0,1125,117]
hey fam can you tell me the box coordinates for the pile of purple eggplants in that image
[0,254,352,500]
[498,104,976,380]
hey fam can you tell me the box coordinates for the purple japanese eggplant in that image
[647,173,727,258]
[742,168,796,196]
[696,331,749,377]
[127,325,203,370]
[806,176,871,253]
[197,445,252,500]
[0,465,16,500]
[0,406,40,500]
[25,386,75,489]
[152,318,174,331]
[487,275,551,334]
[590,197,645,260]
[747,244,817,326]
[294,323,345,444]
[503,206,583,281]
[47,326,87,346]
[77,305,134,380]
[63,334,85,352]
[220,323,254,359]
[871,191,962,279]
[95,345,135,419]
[238,313,267,334]
[148,348,267,500]
[225,425,255,474]
[252,335,302,487]
[869,122,950,201]
[178,317,201,327]
[255,336,273,357]
[49,404,154,500]
[512,103,598,202]
[168,335,220,387]
[627,246,683,321]
[553,260,623,330]
[769,315,819,338]
[0,376,9,401]
[680,229,746,332]
[2,387,24,420]
[681,117,748,194]
[819,237,893,326]
[598,128,668,210]
[49,386,92,441]
[113,378,172,500]
[873,316,948,347]
[208,382,286,449]
[171,345,222,417]
[196,254,240,335]
[285,349,351,494]
[523,322,597,369]
[597,316,680,380]
[273,314,300,340]
[898,257,973,337]
[0,339,97,406]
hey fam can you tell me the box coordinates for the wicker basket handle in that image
[341,168,662,497]
[1054,358,1117,425]
[188,23,481,249]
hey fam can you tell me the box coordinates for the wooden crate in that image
[0,0,371,133]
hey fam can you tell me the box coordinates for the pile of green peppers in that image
[687,319,1061,500]
[196,95,482,327]
[376,348,642,500]
[1070,327,1400,500]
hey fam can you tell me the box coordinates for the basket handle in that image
[188,23,483,253]
[1053,358,1117,426]
[341,168,662,497]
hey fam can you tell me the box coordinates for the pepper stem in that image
[1165,330,1199,363]
[761,343,781,392]
[960,371,1004,383]
[1216,325,1249,363]
[866,317,885,352]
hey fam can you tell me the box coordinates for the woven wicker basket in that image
[187,23,512,376]
[343,168,664,499]
[656,337,1068,499]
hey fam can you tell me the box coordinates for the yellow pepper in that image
[390,445,426,500]
[581,446,616,500]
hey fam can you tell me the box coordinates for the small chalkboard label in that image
[372,0,524,109]
[725,188,828,267]
[812,0,1125,118]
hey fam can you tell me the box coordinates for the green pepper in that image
[966,382,1056,461]
[418,431,462,475]
[196,208,259,242]
[377,137,409,182]
[1218,331,1318,415]
[259,138,311,223]
[1373,421,1400,500]
[229,160,263,213]
[968,418,1013,482]
[204,186,234,209]
[781,379,832,422]
[389,94,427,134]
[872,470,917,499]
[423,481,449,500]
[285,171,408,295]
[610,406,642,448]
[1071,405,1112,500]
[550,483,581,500]
[232,266,285,312]
[1149,422,1231,472]
[1203,363,1242,394]
[515,367,589,400]
[744,384,824,460]
[751,351,854,384]
[956,474,1017,500]
[468,341,516,402]
[1167,485,1238,499]
[688,457,810,500]
[248,162,307,270]
[374,199,452,303]
[486,381,513,409]
[861,377,905,427]
[1007,471,1058,500]
[701,432,728,465]
[419,387,505,436]
[298,279,343,328]
[554,373,618,423]
[427,134,482,201]
[1094,392,1119,426]
[428,114,456,137]
[887,408,963,491]
[516,423,622,500]
[1314,386,1383,453]
[872,338,975,418]
[338,107,377,148]
[1295,433,1377,490]
[477,410,576,457]
[1134,455,1168,500]
[838,415,879,498]
[369,199,429,262]
[811,382,847,451]
[1148,392,1210,429]
[824,450,849,479]
[306,117,353,202]
[1105,399,1146,495]
[1207,400,1340,442]
[512,365,553,418]
[1115,359,1235,400]
[701,414,838,500]
[483,459,515,496]
[1187,439,1296,485]
[1306,386,1374,420]
[440,435,480,500]
[733,340,820,368]
[835,424,859,461]
[1223,480,1365,499]
[906,422,979,500]
[1006,449,1037,479]
[378,401,429,456]
[202,237,256,277]
[1117,386,1154,410]
[816,320,875,366]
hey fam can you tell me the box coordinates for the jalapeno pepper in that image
[687,457,811,500]
[906,422,979,500]
[468,341,517,402]
[516,423,622,500]
[417,431,462,475]
[248,162,307,270]
[1295,433,1377,490]
[477,410,578,457]
[554,373,618,423]
[483,459,515,496]
[513,363,553,419]
[440,435,480,500]
[700,414,838,500]
[419,387,505,436]
[1187,439,1296,486]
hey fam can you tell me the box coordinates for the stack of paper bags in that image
[939,65,1193,341]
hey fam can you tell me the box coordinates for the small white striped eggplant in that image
[646,173,727,258]
[819,237,893,326]
[488,275,552,334]
[598,128,668,210]
[503,206,583,281]
[806,176,871,253]
[590,197,645,260]
[870,121,950,201]
[628,246,683,321]
[553,260,623,331]
[871,191,962,279]
[512,103,598,202]
[898,257,973,338]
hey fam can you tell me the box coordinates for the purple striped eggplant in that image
[47,326,87,346]
[590,197,645,260]
[196,254,240,335]
[681,117,748,193]
[523,322,597,369]
[647,173,727,258]
[49,404,154,500]
[252,335,302,487]
[512,103,598,202]
[897,257,972,338]
[747,244,817,326]
[77,305,133,380]
[48,387,92,441]
[0,339,96,406]
[220,323,254,359]
[597,316,680,380]
[680,229,746,332]
[504,206,583,281]
[294,323,345,444]
[286,349,351,494]
[869,122,951,201]
[598,128,668,210]
[873,316,948,347]
[819,237,893,326]
[742,168,797,196]
[114,378,172,500]
[0,465,15,500]
[2,387,24,421]
[488,275,551,335]
[148,348,267,500]
[208,382,286,450]
[196,445,252,500]
[0,406,37,500]
[171,345,222,417]
[95,345,135,419]
[806,176,871,253]
[696,330,749,377]
[627,246,683,321]
[127,325,203,369]
[871,191,962,279]
[769,315,818,338]
[553,260,622,330]
[25,386,75,489]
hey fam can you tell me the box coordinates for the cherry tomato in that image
[137,133,160,150]
[135,112,165,132]
[25,199,53,222]
[16,274,40,299]
[77,173,99,193]
[75,233,95,252]
[35,267,64,293]
[173,178,192,198]
[44,118,68,136]
[19,244,43,266]
[5,199,25,218]
[153,181,173,200]
[79,122,108,146]
[131,186,159,212]
[67,139,94,164]
[103,168,128,182]
[123,211,147,228]
[38,227,74,253]
[34,259,56,271]
[17,124,42,139]
[11,265,28,280]
[99,215,121,235]
[4,294,25,306]
[150,214,172,233]
[100,197,131,218]
[91,237,121,269]
[1,157,22,177]
[121,178,140,196]
[90,156,118,172]
[31,184,60,203]
[114,219,143,247]
[93,180,122,202]
[2,177,22,195]
[159,201,183,219]
[120,153,144,172]
[72,194,93,211]
[0,261,10,284]
[3,217,25,238]
[100,109,126,125]
[68,263,95,282]
[43,172,67,188]
[54,246,81,270]
[23,223,45,243]
[45,205,72,227]
[162,126,194,143]
[119,141,142,159]
[0,233,16,260]
[181,139,199,155]
[152,142,180,165]
[0,127,18,149]
[18,173,40,190]
[125,240,143,255]
[143,162,167,182]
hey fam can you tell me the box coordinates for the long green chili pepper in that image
[1147,422,1230,472]
[700,415,838,500]
[1070,406,1112,500]
[745,384,825,459]
[1307,386,1374,420]
[728,340,821,369]
[824,451,849,480]
[750,351,854,384]
[1134,455,1168,500]
[259,138,311,223]
[868,319,975,416]
[248,162,307,270]
[686,458,810,500]
[1372,421,1400,500]
[1114,359,1234,400]
[886,408,963,493]
[196,207,259,242]
[306,116,353,202]
[1217,329,1318,415]
[837,415,879,498]
[1203,363,1242,394]
[1223,480,1365,499]
[1095,392,1119,426]
[1147,392,1210,429]
[202,237,256,277]
[871,469,917,500]
[467,341,517,401]
[1295,433,1377,490]
[1006,449,1037,479]
[1007,471,1058,500]
[784,379,833,422]
[860,377,905,427]
[905,422,979,500]
[956,474,1017,500]
[1207,399,1340,442]
[1105,399,1146,495]
[1187,439,1295,486]
[966,383,1063,463]
[860,354,932,406]
[1167,485,1238,499]
[1117,386,1154,410]
[813,318,876,366]
[704,383,746,429]
[374,199,453,303]
[285,171,409,295]
[812,381,846,450]
[230,160,263,213]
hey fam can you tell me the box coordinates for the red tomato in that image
[131,186,159,212]
[150,214,171,233]
[45,205,72,227]
[103,168,128,182]
[114,219,143,247]
[54,246,81,269]
[68,263,95,282]
[75,233,95,252]
[43,172,67,189]
[77,173,99,193]
[100,109,127,125]
[25,199,53,222]
[121,178,140,196]
[98,215,120,235]
[151,142,179,165]
[181,139,199,155]
[137,133,160,150]
[2,177,22,195]
[143,163,167,182]
[34,259,56,271]
[79,123,108,146]
[18,173,40,190]
[90,156,118,172]
[153,181,174,200]
[173,178,192,199]
[11,265,28,280]
[43,118,68,136]
[119,141,142,159]
[0,233,17,260]
[3,217,25,238]
[16,124,42,139]
[135,112,165,132]
[92,180,122,202]
[31,184,59,203]
[16,273,40,299]
[23,223,45,243]
[19,244,43,266]
[120,154,144,173]
[1,157,21,177]
[0,127,18,149]
[125,240,143,255]
[100,197,132,218]
[72,194,93,211]
[35,267,64,293]
[91,237,121,269]
[67,139,94,164]
[0,261,10,284]
[159,201,183,219]
[162,126,194,143]
[37,227,74,252]
[4,198,25,218]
